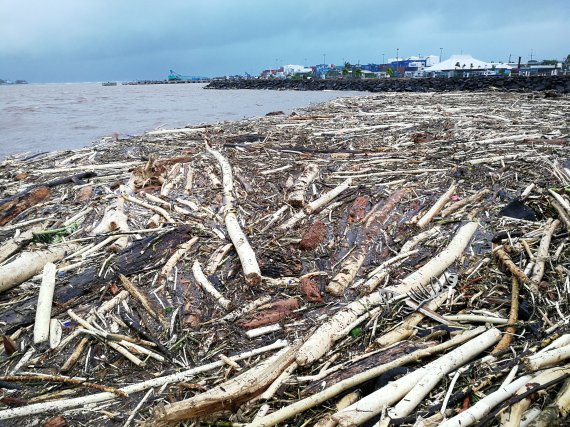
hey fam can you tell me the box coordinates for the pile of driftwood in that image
[0,90,569,427]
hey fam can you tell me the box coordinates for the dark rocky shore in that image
[206,75,570,93]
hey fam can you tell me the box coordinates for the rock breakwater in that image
[206,75,570,93]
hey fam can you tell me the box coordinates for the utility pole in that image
[440,47,443,62]
[530,49,534,61]
[396,48,399,77]
[382,53,385,64]
[323,53,326,65]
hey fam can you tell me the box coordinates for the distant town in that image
[3,53,568,86]
[166,53,570,84]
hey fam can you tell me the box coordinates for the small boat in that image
[102,81,117,86]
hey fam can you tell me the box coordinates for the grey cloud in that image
[0,0,568,82]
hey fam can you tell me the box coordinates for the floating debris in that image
[0,90,569,426]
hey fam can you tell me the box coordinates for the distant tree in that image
[355,68,363,79]
[386,67,394,77]
[342,62,352,78]
[542,59,559,65]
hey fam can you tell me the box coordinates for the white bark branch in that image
[530,218,560,291]
[0,340,288,420]
[206,145,261,285]
[279,178,352,231]
[0,245,72,293]
[332,328,501,426]
[286,163,320,207]
[250,327,487,427]
[438,375,533,427]
[33,263,56,345]
[387,221,478,296]
[192,260,232,310]
[416,182,457,228]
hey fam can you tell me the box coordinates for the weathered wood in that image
[0,225,195,332]
[0,186,51,226]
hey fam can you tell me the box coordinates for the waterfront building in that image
[423,54,512,77]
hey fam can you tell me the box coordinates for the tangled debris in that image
[0,91,569,426]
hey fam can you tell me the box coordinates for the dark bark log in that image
[0,172,97,226]
[0,225,195,332]
[0,186,51,226]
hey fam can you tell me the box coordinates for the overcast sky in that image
[1,0,568,83]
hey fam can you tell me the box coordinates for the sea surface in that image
[0,82,363,159]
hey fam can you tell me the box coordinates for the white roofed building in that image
[424,54,512,77]
[283,64,313,76]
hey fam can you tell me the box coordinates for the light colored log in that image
[207,145,261,285]
[91,207,128,236]
[399,226,441,254]
[297,229,470,366]
[502,366,570,427]
[225,211,261,285]
[49,319,62,349]
[158,237,199,286]
[124,388,154,427]
[161,163,182,196]
[0,338,288,421]
[530,219,560,292]
[152,343,299,423]
[286,163,320,207]
[440,188,490,218]
[386,221,478,296]
[360,250,418,294]
[416,182,457,228]
[279,178,352,231]
[80,235,121,259]
[524,343,570,371]
[39,161,143,174]
[205,243,233,275]
[296,290,395,366]
[184,165,194,194]
[33,263,57,345]
[146,127,208,136]
[375,292,447,347]
[0,226,43,264]
[555,378,570,417]
[259,361,298,401]
[548,189,570,216]
[67,309,146,367]
[246,324,282,339]
[222,296,272,322]
[333,328,501,426]
[250,328,486,427]
[260,205,289,232]
[550,198,570,231]
[120,188,174,223]
[192,260,232,310]
[438,374,533,427]
[0,245,72,293]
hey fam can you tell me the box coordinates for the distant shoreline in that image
[205,75,570,93]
